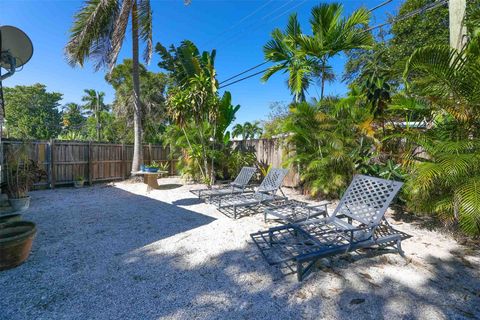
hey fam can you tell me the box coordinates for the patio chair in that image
[215,168,289,219]
[263,199,331,223]
[190,167,257,201]
[250,174,410,281]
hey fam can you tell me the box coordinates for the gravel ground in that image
[1,177,479,320]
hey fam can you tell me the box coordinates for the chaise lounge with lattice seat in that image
[215,168,289,219]
[190,166,257,202]
[250,174,410,281]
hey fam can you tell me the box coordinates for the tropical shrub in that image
[282,101,377,198]
[400,33,480,234]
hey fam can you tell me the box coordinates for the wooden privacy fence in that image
[3,138,299,189]
[2,140,176,189]
[233,138,300,187]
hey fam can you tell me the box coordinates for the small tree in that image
[4,84,62,139]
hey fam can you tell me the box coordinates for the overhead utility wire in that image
[364,0,448,33]
[202,0,275,48]
[219,61,269,84]
[219,0,394,89]
[213,0,310,51]
[217,0,311,85]
[219,0,448,89]
[219,67,273,89]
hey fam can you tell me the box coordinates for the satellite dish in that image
[0,25,33,119]
[0,25,33,75]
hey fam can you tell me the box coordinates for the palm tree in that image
[263,3,372,102]
[165,42,219,184]
[303,3,372,100]
[62,102,85,133]
[232,121,263,140]
[400,42,480,235]
[262,14,313,103]
[65,0,190,171]
[81,89,107,141]
[232,123,247,140]
[244,121,263,139]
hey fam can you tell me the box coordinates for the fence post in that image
[50,139,56,189]
[121,143,126,179]
[88,141,93,185]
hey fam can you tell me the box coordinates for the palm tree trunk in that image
[320,58,326,101]
[131,1,143,173]
[96,92,100,141]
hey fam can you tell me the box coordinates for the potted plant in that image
[157,161,170,177]
[144,161,160,173]
[0,214,22,226]
[0,220,36,270]
[74,176,85,188]
[4,143,44,212]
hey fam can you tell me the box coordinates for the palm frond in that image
[65,0,119,70]
[108,0,133,70]
[138,0,153,64]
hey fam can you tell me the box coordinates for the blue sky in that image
[1,0,402,124]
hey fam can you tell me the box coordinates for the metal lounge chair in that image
[263,199,330,223]
[215,168,289,219]
[190,167,257,201]
[251,174,410,281]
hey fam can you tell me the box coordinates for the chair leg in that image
[297,261,303,282]
[233,206,237,219]
[397,239,405,257]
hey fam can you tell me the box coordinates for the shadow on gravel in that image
[171,197,204,206]
[1,186,479,319]
[156,183,183,190]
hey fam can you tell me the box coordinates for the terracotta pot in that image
[0,214,22,227]
[9,196,31,212]
[0,221,36,270]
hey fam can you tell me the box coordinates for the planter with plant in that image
[0,220,36,270]
[157,161,170,176]
[74,176,85,188]
[4,143,44,212]
[144,161,160,173]
[0,214,22,227]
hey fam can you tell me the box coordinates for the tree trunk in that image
[320,59,326,101]
[96,92,100,141]
[131,1,143,173]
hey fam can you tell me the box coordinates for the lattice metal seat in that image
[190,167,257,201]
[263,199,330,223]
[250,175,410,281]
[215,168,289,219]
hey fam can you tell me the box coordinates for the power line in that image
[216,0,312,85]
[219,61,269,85]
[368,0,393,13]
[202,0,275,49]
[219,67,270,89]
[214,0,310,51]
[261,0,296,21]
[218,0,448,89]
[364,0,448,33]
[219,0,392,86]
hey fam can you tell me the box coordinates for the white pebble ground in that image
[1,177,479,320]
